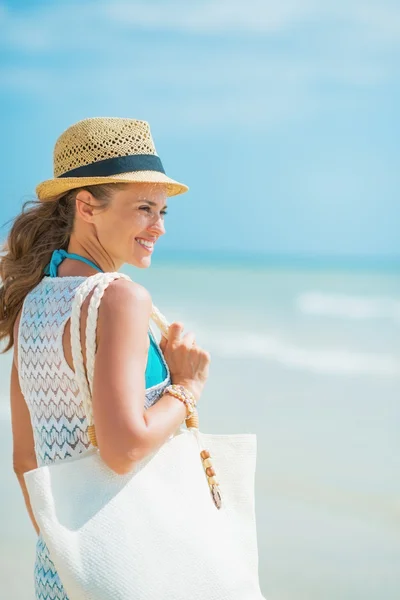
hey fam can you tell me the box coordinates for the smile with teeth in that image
[135,238,154,253]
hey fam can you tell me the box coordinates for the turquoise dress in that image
[23,250,170,599]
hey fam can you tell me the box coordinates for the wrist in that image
[164,384,197,420]
[171,379,201,403]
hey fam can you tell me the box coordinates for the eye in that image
[139,206,168,216]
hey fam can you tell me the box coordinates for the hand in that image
[159,322,211,402]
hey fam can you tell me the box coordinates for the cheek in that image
[96,213,128,247]
[97,207,147,244]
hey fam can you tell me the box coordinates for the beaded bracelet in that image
[164,384,197,419]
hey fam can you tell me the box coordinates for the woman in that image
[0,117,211,599]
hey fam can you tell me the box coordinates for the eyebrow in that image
[137,200,168,210]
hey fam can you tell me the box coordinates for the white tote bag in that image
[24,272,265,600]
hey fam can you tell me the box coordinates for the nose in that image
[148,213,166,237]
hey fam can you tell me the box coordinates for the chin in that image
[127,257,152,269]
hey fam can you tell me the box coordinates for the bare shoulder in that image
[99,278,152,313]
[96,278,153,339]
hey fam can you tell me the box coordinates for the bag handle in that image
[70,272,199,447]
[71,272,221,509]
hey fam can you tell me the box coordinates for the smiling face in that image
[75,182,168,270]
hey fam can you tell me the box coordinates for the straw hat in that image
[36,117,189,201]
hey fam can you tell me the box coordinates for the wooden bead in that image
[87,425,98,447]
[200,449,211,459]
[202,458,213,469]
[206,466,215,477]
[210,484,222,509]
[186,411,199,429]
[208,475,219,486]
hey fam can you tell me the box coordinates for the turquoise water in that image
[1,263,399,599]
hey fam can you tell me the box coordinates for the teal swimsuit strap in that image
[44,249,104,277]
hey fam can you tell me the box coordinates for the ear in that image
[75,190,96,224]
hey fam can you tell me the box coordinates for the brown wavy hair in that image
[0,184,126,354]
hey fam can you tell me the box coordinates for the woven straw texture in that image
[24,273,265,600]
[54,118,157,176]
[36,117,189,201]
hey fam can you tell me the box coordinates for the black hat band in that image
[58,154,165,178]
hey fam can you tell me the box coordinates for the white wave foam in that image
[296,291,400,321]
[153,312,399,377]
[204,331,400,376]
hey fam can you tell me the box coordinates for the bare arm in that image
[10,324,40,535]
[91,279,189,475]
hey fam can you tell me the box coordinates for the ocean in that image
[0,262,399,599]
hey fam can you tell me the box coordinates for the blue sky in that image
[0,0,399,263]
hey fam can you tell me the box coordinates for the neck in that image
[60,235,120,276]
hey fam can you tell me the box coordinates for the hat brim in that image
[36,171,189,201]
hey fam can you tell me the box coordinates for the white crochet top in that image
[17,276,171,467]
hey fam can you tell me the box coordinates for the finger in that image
[182,331,196,347]
[159,334,167,351]
[167,322,184,345]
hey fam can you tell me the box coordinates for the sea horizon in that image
[147,250,400,272]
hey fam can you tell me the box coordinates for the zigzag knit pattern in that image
[18,275,172,600]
